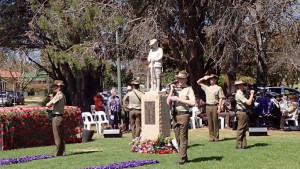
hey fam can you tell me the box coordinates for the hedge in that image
[0,106,82,150]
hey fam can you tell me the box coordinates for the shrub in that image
[0,106,82,150]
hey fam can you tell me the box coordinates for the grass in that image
[23,96,43,106]
[294,84,300,90]
[0,128,299,169]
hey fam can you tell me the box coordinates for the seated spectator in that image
[255,97,272,127]
[280,95,288,110]
[280,94,299,129]
[219,95,236,129]
[270,94,282,129]
[197,99,208,126]
[93,92,104,112]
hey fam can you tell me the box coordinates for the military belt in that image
[129,109,141,111]
[53,114,62,117]
[206,104,218,106]
[177,111,189,115]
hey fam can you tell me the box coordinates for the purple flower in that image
[83,159,159,169]
[0,154,54,166]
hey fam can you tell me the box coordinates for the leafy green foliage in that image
[103,62,133,90]
[0,0,33,48]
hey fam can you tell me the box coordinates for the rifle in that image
[169,84,184,116]
[150,61,155,90]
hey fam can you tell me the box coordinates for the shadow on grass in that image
[247,143,269,149]
[219,137,236,142]
[189,156,223,163]
[188,144,204,149]
[68,150,101,156]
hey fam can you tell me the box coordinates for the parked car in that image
[263,87,300,96]
[5,91,25,105]
[0,94,13,106]
[15,92,25,105]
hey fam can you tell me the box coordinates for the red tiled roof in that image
[0,70,21,78]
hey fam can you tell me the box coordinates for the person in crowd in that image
[196,98,208,127]
[280,95,289,111]
[167,70,195,165]
[234,80,255,149]
[123,86,132,132]
[197,74,225,141]
[270,94,282,129]
[108,88,122,129]
[123,80,143,140]
[219,95,236,129]
[93,92,104,112]
[46,80,66,156]
[280,94,299,129]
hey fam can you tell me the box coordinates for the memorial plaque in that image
[141,93,170,139]
[145,101,155,124]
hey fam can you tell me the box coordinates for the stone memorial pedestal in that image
[141,92,170,140]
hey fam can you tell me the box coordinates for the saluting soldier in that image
[234,80,255,149]
[123,80,143,140]
[167,70,195,165]
[197,74,225,141]
[46,80,66,156]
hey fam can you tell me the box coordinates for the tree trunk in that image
[252,0,268,85]
[187,55,204,99]
[180,0,207,99]
[59,63,104,112]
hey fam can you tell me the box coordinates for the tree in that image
[26,0,153,110]
[2,0,300,108]
[0,0,33,48]
[1,49,41,91]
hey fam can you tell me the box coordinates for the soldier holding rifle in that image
[167,70,195,165]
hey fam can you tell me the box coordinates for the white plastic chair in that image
[94,111,109,133]
[190,107,202,129]
[285,109,299,126]
[197,116,203,128]
[219,116,225,129]
[91,105,95,114]
[82,112,99,133]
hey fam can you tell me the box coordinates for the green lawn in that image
[0,128,299,169]
[294,84,300,90]
[23,96,43,106]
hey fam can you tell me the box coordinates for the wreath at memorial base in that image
[131,136,178,154]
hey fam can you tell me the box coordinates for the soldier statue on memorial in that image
[147,39,163,92]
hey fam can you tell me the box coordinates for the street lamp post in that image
[116,30,122,101]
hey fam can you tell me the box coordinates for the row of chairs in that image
[85,105,299,132]
[190,107,299,128]
[82,111,109,133]
[86,105,225,133]
[189,107,225,129]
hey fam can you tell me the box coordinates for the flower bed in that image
[131,137,178,154]
[83,159,159,169]
[0,106,82,150]
[0,154,55,166]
